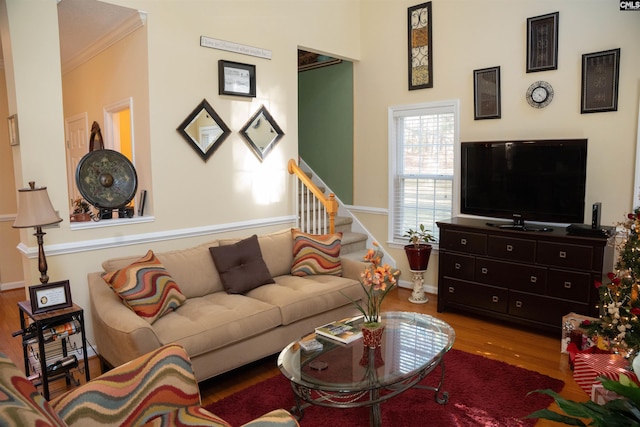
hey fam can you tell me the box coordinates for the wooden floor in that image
[1,287,586,425]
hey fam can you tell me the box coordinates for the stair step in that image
[340,230,367,255]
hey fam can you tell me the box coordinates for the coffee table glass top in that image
[278,311,455,391]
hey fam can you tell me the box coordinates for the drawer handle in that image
[448,286,455,294]
[530,276,537,283]
[460,238,467,246]
[481,267,488,274]
[515,300,523,308]
[559,251,567,259]
[492,296,499,303]
[454,263,461,270]
[506,244,513,252]
[564,281,572,289]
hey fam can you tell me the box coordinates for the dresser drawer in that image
[487,236,536,262]
[537,242,593,270]
[509,291,589,328]
[546,269,591,302]
[443,278,508,314]
[440,230,486,255]
[440,253,475,281]
[476,258,547,295]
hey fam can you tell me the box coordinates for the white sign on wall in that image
[200,36,272,60]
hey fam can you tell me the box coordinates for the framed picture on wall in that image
[408,2,433,90]
[581,48,620,114]
[473,66,501,120]
[7,114,19,146]
[218,60,256,97]
[526,12,559,73]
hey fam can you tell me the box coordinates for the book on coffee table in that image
[315,318,362,344]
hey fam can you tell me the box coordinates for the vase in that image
[362,323,385,349]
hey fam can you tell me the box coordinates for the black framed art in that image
[526,12,559,73]
[218,60,256,97]
[473,66,501,120]
[29,280,73,314]
[581,48,621,114]
[408,2,433,90]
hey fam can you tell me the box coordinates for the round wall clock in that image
[526,81,554,108]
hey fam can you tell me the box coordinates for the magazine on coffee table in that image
[315,317,363,344]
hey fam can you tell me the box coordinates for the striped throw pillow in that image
[102,250,186,324]
[291,229,342,276]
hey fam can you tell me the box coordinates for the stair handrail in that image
[288,158,337,234]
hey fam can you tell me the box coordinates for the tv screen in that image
[461,139,587,225]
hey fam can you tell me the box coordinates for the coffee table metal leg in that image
[369,388,382,427]
[416,358,449,404]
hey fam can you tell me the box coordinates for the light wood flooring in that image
[1,287,586,425]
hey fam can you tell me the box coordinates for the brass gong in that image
[76,149,138,212]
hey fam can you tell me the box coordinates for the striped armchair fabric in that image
[0,344,298,427]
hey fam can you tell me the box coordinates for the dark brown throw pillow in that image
[209,234,275,294]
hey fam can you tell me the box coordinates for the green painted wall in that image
[298,60,353,205]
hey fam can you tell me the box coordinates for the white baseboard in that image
[398,279,437,295]
[1,281,24,291]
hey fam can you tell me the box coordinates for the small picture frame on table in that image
[473,66,501,120]
[218,60,256,97]
[526,12,559,73]
[29,280,73,314]
[580,48,621,114]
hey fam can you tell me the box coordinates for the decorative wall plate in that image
[76,149,138,210]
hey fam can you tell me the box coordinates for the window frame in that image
[387,99,460,248]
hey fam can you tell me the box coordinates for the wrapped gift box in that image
[573,353,637,394]
[561,312,597,353]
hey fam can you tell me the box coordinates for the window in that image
[389,100,459,244]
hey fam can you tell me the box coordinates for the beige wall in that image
[355,0,640,288]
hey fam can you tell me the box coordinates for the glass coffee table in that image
[277,311,455,427]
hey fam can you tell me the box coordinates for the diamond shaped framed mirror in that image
[177,99,231,162]
[240,105,284,162]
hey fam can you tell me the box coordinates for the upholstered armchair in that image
[0,344,298,427]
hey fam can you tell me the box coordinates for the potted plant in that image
[403,224,437,271]
[70,198,93,222]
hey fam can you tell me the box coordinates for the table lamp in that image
[13,182,63,284]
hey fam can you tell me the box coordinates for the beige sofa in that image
[88,228,365,382]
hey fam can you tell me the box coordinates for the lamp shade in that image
[13,182,63,228]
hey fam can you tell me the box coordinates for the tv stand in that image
[437,217,614,332]
[486,220,553,232]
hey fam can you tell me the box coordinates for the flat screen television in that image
[460,139,587,230]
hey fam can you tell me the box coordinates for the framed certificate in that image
[218,60,256,97]
[29,280,73,314]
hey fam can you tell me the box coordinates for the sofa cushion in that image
[152,293,281,357]
[291,229,342,276]
[0,352,67,427]
[220,229,294,278]
[246,274,361,325]
[209,235,275,294]
[102,241,224,298]
[102,250,187,324]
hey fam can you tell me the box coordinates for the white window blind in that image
[389,101,459,244]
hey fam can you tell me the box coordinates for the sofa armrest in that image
[88,272,162,368]
[340,256,367,281]
[240,409,300,427]
[50,344,200,427]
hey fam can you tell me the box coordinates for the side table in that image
[17,301,90,399]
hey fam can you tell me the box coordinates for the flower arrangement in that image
[346,242,400,327]
[582,207,640,355]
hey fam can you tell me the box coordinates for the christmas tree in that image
[582,207,640,355]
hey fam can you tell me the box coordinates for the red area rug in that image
[205,349,564,426]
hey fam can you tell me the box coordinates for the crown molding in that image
[62,10,147,75]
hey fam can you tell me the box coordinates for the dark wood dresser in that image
[436,217,614,332]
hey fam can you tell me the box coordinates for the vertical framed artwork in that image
[473,66,501,120]
[581,48,621,114]
[218,60,256,97]
[408,2,432,90]
[526,12,559,73]
[7,114,19,146]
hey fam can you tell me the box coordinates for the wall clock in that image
[526,81,554,108]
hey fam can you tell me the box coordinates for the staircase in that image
[289,159,369,261]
